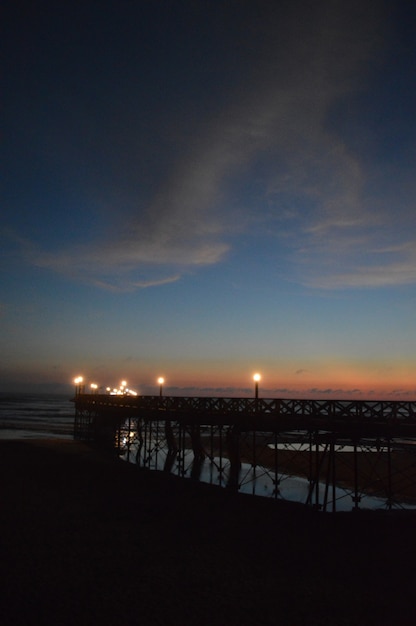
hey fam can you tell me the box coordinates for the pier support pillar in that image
[226,425,241,490]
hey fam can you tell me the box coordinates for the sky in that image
[2,0,416,398]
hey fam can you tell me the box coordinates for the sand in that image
[0,438,415,625]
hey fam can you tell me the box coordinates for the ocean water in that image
[0,393,75,439]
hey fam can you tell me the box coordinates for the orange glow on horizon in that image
[65,357,416,400]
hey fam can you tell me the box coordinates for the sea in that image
[0,392,75,440]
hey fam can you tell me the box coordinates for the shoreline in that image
[1,438,415,625]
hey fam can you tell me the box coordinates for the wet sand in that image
[245,445,416,501]
[0,438,415,625]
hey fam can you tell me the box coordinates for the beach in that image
[1,438,415,625]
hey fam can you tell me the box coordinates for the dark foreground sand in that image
[1,439,415,625]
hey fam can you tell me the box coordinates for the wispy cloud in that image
[90,274,182,293]
[22,227,228,290]
[299,239,416,289]
[18,0,404,292]
[241,3,416,290]
[307,387,364,397]
[388,389,416,398]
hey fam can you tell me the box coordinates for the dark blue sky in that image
[2,0,416,396]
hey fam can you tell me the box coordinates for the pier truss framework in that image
[73,394,416,512]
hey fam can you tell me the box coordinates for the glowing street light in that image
[90,383,98,394]
[74,376,84,395]
[253,373,261,399]
[157,377,165,397]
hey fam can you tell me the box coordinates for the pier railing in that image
[74,394,416,433]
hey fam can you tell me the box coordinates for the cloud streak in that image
[297,239,416,289]
[20,0,412,292]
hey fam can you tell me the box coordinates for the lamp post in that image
[74,376,83,396]
[157,377,165,397]
[253,373,261,399]
[90,383,98,394]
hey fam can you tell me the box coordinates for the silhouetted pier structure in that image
[73,394,416,512]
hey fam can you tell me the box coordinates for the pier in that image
[73,394,416,512]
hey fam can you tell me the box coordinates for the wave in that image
[0,393,75,439]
